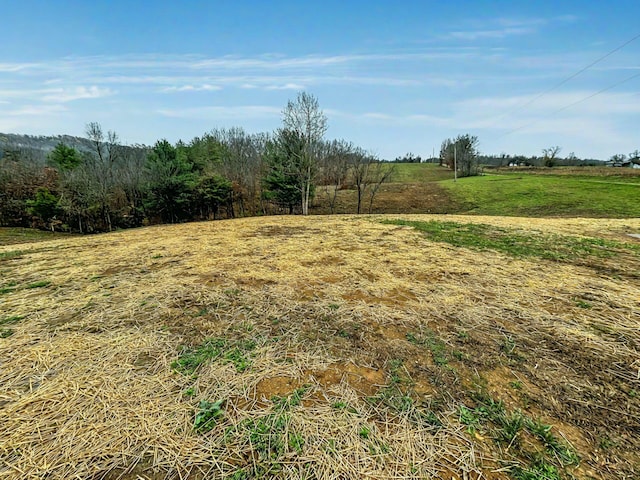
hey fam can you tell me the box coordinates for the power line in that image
[497,70,640,138]
[485,32,640,127]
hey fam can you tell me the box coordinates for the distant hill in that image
[0,133,97,159]
[0,132,148,163]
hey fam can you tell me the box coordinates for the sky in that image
[1,0,639,160]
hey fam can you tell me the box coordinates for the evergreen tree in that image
[144,140,197,223]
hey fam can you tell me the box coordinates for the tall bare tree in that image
[542,146,562,167]
[320,139,353,214]
[367,161,396,214]
[282,92,328,215]
[349,148,394,214]
[85,122,123,230]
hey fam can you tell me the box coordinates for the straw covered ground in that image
[0,215,639,480]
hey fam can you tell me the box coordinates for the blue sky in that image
[1,0,639,160]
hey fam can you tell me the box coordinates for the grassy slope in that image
[340,163,640,218]
[1,215,639,480]
[440,172,640,217]
[0,227,75,245]
[388,162,454,183]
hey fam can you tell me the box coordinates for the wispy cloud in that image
[0,62,41,72]
[41,86,114,102]
[447,27,534,41]
[0,50,486,77]
[456,91,640,120]
[157,105,281,120]
[6,104,68,116]
[443,14,578,41]
[160,84,222,93]
[265,83,305,90]
[327,109,450,127]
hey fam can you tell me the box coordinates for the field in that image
[441,170,640,218]
[312,164,640,218]
[1,215,639,479]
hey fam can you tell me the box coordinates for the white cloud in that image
[160,84,222,93]
[0,62,41,72]
[6,104,67,116]
[157,105,281,120]
[42,86,114,102]
[456,91,640,119]
[444,14,578,42]
[447,27,534,41]
[265,83,305,90]
[327,109,449,127]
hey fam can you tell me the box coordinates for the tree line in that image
[0,93,395,233]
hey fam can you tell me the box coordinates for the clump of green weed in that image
[288,433,305,453]
[510,456,560,480]
[460,386,579,478]
[406,330,449,366]
[524,417,579,466]
[183,387,196,397]
[367,359,414,414]
[172,338,226,374]
[460,389,524,442]
[229,469,248,480]
[575,300,592,309]
[0,281,18,295]
[0,250,24,261]
[0,315,23,326]
[0,328,14,338]
[25,280,51,289]
[495,410,525,445]
[500,335,525,361]
[272,386,310,411]
[194,399,225,433]
[171,337,257,375]
[224,387,309,469]
[459,404,484,434]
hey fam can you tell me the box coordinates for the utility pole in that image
[454,144,457,182]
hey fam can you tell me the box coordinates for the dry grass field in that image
[1,215,639,480]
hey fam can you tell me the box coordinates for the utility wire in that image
[497,69,640,138]
[485,32,640,127]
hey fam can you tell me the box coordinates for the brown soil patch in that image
[255,376,303,400]
[310,362,386,396]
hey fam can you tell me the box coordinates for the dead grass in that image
[0,215,639,479]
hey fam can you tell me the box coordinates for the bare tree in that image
[282,92,328,215]
[542,146,562,167]
[85,122,124,231]
[367,161,396,213]
[211,127,267,216]
[349,148,393,214]
[319,139,352,214]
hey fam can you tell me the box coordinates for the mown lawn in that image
[389,162,454,183]
[0,227,75,246]
[440,173,640,217]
